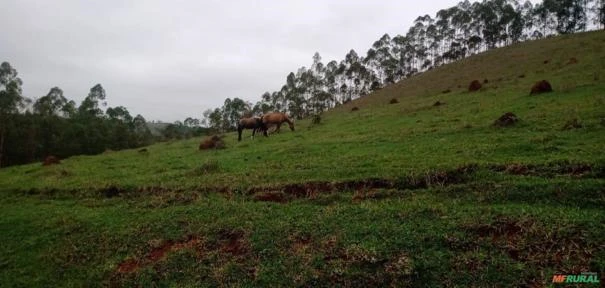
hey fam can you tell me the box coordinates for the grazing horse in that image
[237,117,266,141]
[261,112,294,136]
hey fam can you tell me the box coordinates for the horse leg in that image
[276,123,282,133]
[238,127,243,141]
[252,127,256,139]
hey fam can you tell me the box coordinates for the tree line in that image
[199,0,604,132]
[0,62,156,167]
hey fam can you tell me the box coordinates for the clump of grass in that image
[190,160,220,175]
[562,118,582,130]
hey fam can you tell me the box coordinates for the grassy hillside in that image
[1,31,604,287]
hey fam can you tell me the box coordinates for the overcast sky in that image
[3,0,484,122]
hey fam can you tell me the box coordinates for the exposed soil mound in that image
[518,74,526,78]
[483,79,489,84]
[543,59,549,64]
[468,80,482,92]
[117,235,201,274]
[42,155,60,166]
[530,80,553,95]
[442,89,451,94]
[433,101,444,107]
[493,112,519,127]
[199,135,225,150]
[253,192,288,203]
[351,106,359,112]
[389,98,399,104]
[567,57,578,65]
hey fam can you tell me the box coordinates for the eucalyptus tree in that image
[106,106,134,149]
[0,62,26,167]
[33,87,68,117]
[78,84,106,118]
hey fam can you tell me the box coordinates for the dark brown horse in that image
[237,117,266,141]
[260,112,294,136]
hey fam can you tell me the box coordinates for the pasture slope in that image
[1,31,604,287]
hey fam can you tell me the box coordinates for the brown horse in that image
[237,117,266,141]
[261,112,294,136]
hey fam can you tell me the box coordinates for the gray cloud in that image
[2,0,481,122]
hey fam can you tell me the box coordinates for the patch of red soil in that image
[116,259,140,273]
[199,135,225,150]
[530,80,553,95]
[43,155,60,166]
[253,191,288,203]
[116,236,201,274]
[468,80,482,92]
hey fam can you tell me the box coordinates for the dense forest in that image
[1,0,604,167]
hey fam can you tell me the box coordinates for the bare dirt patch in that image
[468,80,482,92]
[199,135,226,150]
[389,98,399,104]
[530,80,553,95]
[253,191,288,203]
[117,235,202,274]
[43,155,60,166]
[493,112,519,127]
[351,106,359,112]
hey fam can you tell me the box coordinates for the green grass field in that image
[1,31,604,287]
